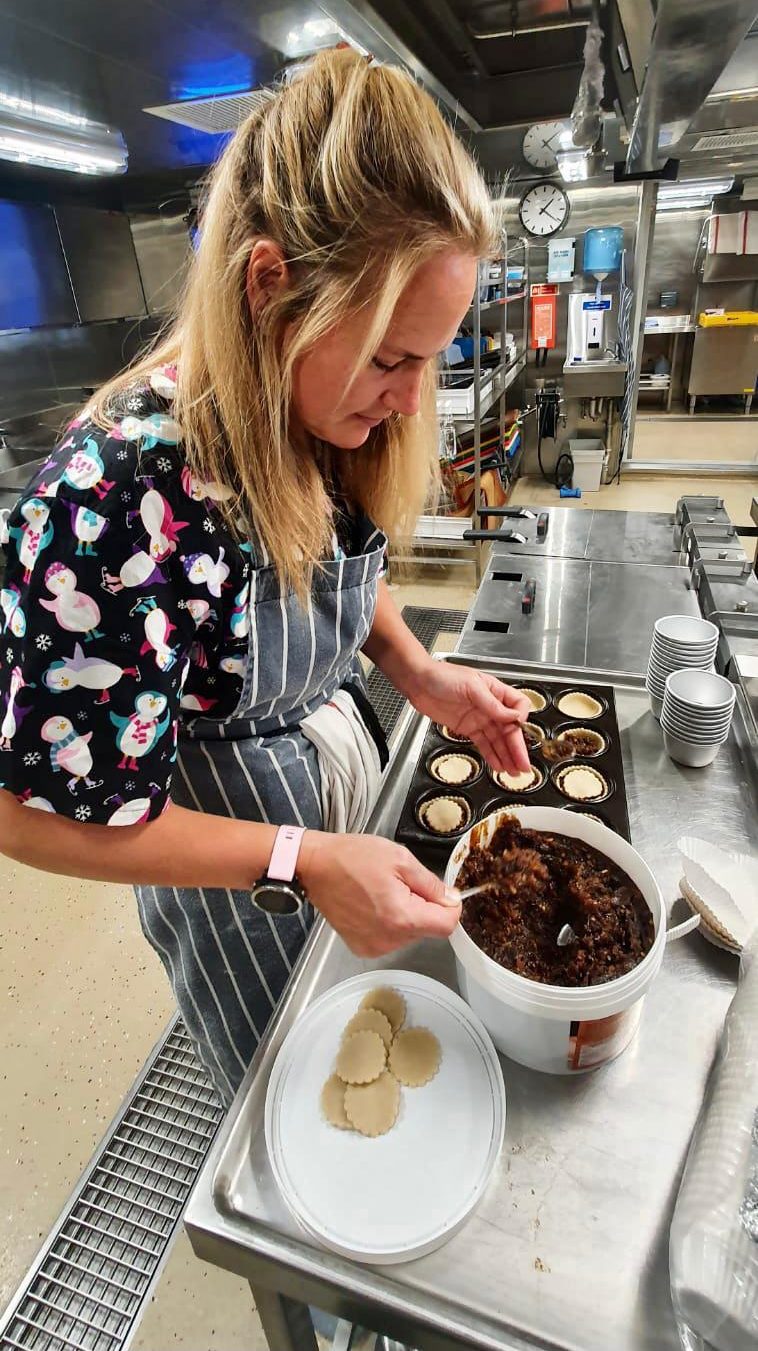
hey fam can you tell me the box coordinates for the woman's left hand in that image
[406,661,532,775]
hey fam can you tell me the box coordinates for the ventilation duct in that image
[144,89,273,134]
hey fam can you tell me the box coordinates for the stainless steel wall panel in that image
[55,207,147,323]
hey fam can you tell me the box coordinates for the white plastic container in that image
[445,806,672,1075]
[569,439,606,492]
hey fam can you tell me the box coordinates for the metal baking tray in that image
[394,676,631,869]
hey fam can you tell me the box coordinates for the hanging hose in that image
[536,388,566,486]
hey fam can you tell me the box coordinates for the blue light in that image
[171,53,256,102]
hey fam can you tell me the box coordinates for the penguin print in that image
[185,598,214,627]
[0,585,26,638]
[219,654,246,679]
[130,596,179,673]
[0,377,302,824]
[60,437,116,501]
[100,550,168,595]
[182,548,229,598]
[179,692,218,714]
[17,790,56,813]
[40,564,104,642]
[180,466,234,504]
[44,643,139,703]
[230,583,250,639]
[110,691,170,771]
[105,781,162,826]
[135,488,188,563]
[64,503,109,557]
[1,667,33,751]
[119,413,180,449]
[40,715,103,794]
[7,497,53,583]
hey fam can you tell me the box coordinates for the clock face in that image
[522,121,572,170]
[519,182,570,238]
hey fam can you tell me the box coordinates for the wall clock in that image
[518,181,570,238]
[522,121,572,170]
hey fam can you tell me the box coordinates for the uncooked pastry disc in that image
[344,1071,401,1137]
[389,1027,441,1087]
[320,1073,352,1130]
[342,1007,394,1049]
[359,986,407,1033]
[335,1030,386,1084]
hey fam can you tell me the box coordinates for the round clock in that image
[522,121,572,170]
[518,181,570,238]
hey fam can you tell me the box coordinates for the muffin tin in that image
[395,677,631,867]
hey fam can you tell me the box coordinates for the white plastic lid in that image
[265,970,505,1264]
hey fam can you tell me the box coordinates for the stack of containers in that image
[645,616,719,720]
[661,670,736,768]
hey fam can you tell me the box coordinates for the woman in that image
[0,49,529,1106]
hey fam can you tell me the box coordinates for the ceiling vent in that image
[692,128,758,151]
[144,89,272,133]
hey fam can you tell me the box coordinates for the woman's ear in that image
[246,239,289,315]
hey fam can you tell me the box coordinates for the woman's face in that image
[291,249,478,449]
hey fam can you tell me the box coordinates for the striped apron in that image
[135,517,387,1105]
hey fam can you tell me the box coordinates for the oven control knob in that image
[522,579,537,615]
[537,512,549,539]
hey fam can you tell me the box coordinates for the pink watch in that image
[251,825,307,916]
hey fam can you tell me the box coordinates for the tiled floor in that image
[2,463,757,1349]
[633,414,757,463]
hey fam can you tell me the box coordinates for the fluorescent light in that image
[0,116,127,174]
[0,90,92,129]
[0,90,127,174]
[284,17,343,56]
[0,132,124,174]
[657,176,734,211]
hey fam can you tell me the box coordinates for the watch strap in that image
[267,824,305,883]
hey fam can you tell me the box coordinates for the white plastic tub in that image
[568,438,606,492]
[445,806,679,1075]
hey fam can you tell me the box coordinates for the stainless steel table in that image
[456,557,699,674]
[488,508,680,567]
[185,657,755,1351]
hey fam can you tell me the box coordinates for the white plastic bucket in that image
[445,806,690,1075]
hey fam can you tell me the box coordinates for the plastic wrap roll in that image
[670,928,758,1350]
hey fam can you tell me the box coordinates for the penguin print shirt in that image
[0,366,372,827]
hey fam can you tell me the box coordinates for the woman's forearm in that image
[0,790,277,889]
[362,579,431,698]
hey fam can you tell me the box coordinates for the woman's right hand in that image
[298,831,462,958]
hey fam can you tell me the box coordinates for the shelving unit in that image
[398,235,529,583]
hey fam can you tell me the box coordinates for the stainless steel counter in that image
[457,556,699,674]
[489,508,679,567]
[185,658,755,1351]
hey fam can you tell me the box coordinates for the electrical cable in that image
[554,451,574,489]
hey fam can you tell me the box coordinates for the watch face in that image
[519,182,570,238]
[251,882,303,916]
[522,121,572,170]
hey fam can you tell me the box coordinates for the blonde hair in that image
[93,48,497,595]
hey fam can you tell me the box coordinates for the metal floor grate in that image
[0,1018,223,1351]
[366,606,466,738]
[2,607,464,1351]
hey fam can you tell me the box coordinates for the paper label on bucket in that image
[568,1006,641,1071]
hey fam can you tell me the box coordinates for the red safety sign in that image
[530,283,558,350]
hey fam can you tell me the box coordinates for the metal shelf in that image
[464,292,527,326]
[412,235,529,582]
[437,352,526,421]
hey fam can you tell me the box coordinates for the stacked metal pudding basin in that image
[645,616,719,720]
[660,670,736,768]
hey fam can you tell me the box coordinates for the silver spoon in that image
[445,880,494,902]
[448,886,578,951]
